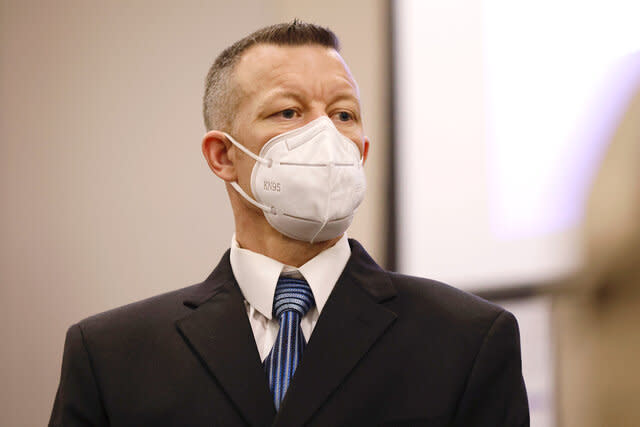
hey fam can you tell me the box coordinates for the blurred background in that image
[1,1,639,426]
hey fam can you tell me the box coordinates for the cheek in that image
[242,124,282,154]
[231,130,269,188]
[236,156,253,184]
[234,151,257,187]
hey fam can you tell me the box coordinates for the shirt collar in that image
[229,234,351,320]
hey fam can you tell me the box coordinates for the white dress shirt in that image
[229,234,351,361]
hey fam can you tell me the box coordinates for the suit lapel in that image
[273,240,398,427]
[175,251,275,427]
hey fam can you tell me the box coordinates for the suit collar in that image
[182,249,236,308]
[177,250,276,426]
[344,238,397,302]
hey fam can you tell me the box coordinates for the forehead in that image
[232,44,360,102]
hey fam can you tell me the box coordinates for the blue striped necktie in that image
[264,276,315,411]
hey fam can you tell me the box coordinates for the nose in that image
[305,104,330,125]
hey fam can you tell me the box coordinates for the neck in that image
[229,187,341,267]
[236,229,341,267]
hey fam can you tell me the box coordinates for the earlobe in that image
[201,131,237,182]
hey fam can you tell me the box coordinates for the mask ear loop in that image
[229,182,276,214]
[222,132,276,214]
[222,132,272,167]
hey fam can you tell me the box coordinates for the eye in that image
[279,109,297,119]
[336,111,354,122]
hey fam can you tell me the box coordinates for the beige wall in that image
[0,1,389,425]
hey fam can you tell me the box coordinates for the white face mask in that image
[223,116,367,243]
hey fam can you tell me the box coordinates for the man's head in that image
[201,21,369,256]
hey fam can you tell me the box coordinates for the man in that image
[50,21,529,426]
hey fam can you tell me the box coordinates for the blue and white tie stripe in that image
[264,277,315,411]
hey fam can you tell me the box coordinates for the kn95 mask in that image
[222,116,366,243]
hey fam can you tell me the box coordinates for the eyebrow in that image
[328,91,360,106]
[256,90,307,113]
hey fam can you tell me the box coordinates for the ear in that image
[362,136,370,165]
[202,130,237,182]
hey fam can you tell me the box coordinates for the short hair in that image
[202,20,341,132]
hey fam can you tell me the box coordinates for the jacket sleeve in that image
[49,323,109,427]
[452,310,530,427]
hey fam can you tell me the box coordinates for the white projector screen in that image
[394,0,640,290]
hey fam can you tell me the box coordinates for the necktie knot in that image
[273,277,315,319]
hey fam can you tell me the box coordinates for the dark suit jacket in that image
[50,239,529,426]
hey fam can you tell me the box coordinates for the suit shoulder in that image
[386,271,506,326]
[75,281,202,334]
